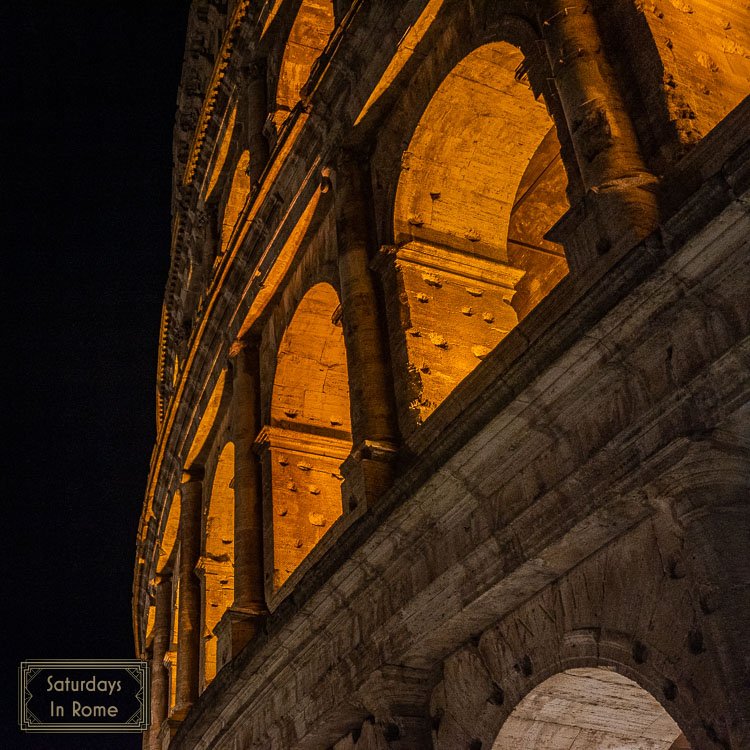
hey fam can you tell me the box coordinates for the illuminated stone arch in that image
[204,101,239,202]
[185,370,231,468]
[199,441,235,691]
[391,40,570,311]
[156,490,181,576]
[193,100,253,268]
[372,15,577,433]
[491,667,688,749]
[192,102,243,282]
[260,281,352,590]
[218,150,250,252]
[272,0,335,129]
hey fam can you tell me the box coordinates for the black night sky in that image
[4,2,191,747]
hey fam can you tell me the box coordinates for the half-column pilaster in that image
[215,340,268,667]
[334,159,400,509]
[147,575,172,750]
[539,0,660,270]
[174,469,203,716]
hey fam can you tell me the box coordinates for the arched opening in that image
[220,150,250,252]
[390,41,570,427]
[156,491,181,575]
[492,668,689,749]
[262,282,351,590]
[204,101,238,200]
[273,0,335,129]
[184,370,230,467]
[199,442,235,691]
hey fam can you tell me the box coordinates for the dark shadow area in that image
[2,2,190,747]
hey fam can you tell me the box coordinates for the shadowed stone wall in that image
[135,2,749,749]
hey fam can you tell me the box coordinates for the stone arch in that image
[428,514,739,749]
[156,490,181,575]
[219,149,250,252]
[261,281,352,590]
[430,643,696,750]
[370,10,582,249]
[391,40,570,314]
[272,0,335,129]
[234,186,330,339]
[198,101,243,272]
[373,18,575,433]
[491,667,687,749]
[204,100,239,202]
[199,441,235,691]
[185,370,231,469]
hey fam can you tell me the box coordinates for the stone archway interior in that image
[394,42,568,262]
[492,668,689,750]
[274,0,334,126]
[389,41,570,428]
[267,282,352,589]
[220,150,250,252]
[200,442,235,690]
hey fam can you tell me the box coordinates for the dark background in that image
[3,2,191,747]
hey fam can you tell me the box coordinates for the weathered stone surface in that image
[134,2,750,749]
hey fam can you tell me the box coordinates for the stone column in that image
[357,666,434,749]
[174,470,203,715]
[245,61,269,190]
[215,341,267,667]
[142,644,155,750]
[147,575,172,750]
[334,159,400,509]
[539,0,659,269]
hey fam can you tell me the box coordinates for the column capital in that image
[214,607,267,671]
[228,335,260,360]
[333,148,372,177]
[243,57,266,83]
[350,438,399,464]
[148,572,174,592]
[180,466,204,485]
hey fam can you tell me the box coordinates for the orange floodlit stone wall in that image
[262,281,351,588]
[198,441,235,689]
[135,1,750,748]
[272,0,334,130]
[383,40,571,429]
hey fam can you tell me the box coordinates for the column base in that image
[158,707,190,750]
[548,179,660,275]
[215,607,266,671]
[340,440,398,511]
